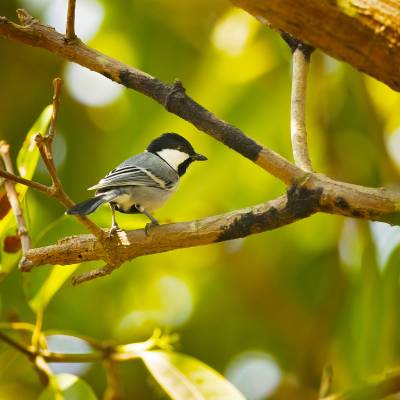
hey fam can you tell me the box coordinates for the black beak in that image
[192,153,207,161]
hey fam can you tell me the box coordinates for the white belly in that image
[114,186,175,212]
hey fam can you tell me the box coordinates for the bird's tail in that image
[66,191,119,215]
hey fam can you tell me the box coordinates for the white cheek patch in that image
[156,149,190,170]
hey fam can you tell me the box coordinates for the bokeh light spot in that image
[339,219,363,271]
[387,128,400,169]
[44,0,104,42]
[370,221,400,270]
[46,335,93,376]
[212,9,256,56]
[65,63,123,107]
[19,0,51,14]
[117,275,193,338]
[225,351,281,400]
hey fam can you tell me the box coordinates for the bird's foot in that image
[144,221,159,237]
[108,224,121,238]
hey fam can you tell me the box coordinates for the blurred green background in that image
[1,0,400,399]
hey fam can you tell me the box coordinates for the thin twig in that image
[0,169,51,194]
[0,322,36,331]
[48,78,62,142]
[35,77,63,192]
[0,141,31,254]
[0,166,104,247]
[72,264,117,285]
[66,0,76,41]
[0,78,106,269]
[32,79,105,243]
[0,329,160,363]
[0,331,32,356]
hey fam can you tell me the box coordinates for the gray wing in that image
[88,152,179,191]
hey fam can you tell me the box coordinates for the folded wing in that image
[88,152,179,191]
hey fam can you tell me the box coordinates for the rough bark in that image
[231,0,400,92]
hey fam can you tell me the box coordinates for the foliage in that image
[141,351,245,399]
[38,374,98,400]
[1,0,400,399]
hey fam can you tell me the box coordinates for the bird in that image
[66,133,207,233]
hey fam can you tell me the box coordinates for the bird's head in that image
[147,133,207,176]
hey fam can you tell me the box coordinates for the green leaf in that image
[28,264,80,313]
[38,374,98,400]
[0,105,53,276]
[141,350,245,400]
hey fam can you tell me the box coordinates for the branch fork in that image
[1,10,400,288]
[1,2,400,398]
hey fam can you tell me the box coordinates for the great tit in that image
[66,133,207,232]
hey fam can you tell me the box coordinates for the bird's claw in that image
[144,221,159,237]
[108,225,121,238]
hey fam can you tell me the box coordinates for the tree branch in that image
[0,162,105,245]
[0,141,31,254]
[231,0,400,92]
[282,33,314,172]
[19,178,400,277]
[0,10,398,214]
[66,0,76,41]
[1,9,400,282]
[20,195,301,272]
[32,78,105,242]
[0,328,166,364]
[35,78,63,192]
[0,9,301,185]
[0,331,32,357]
[0,169,51,194]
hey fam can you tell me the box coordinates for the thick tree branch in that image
[231,0,400,92]
[20,195,304,270]
[18,179,400,274]
[0,141,31,254]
